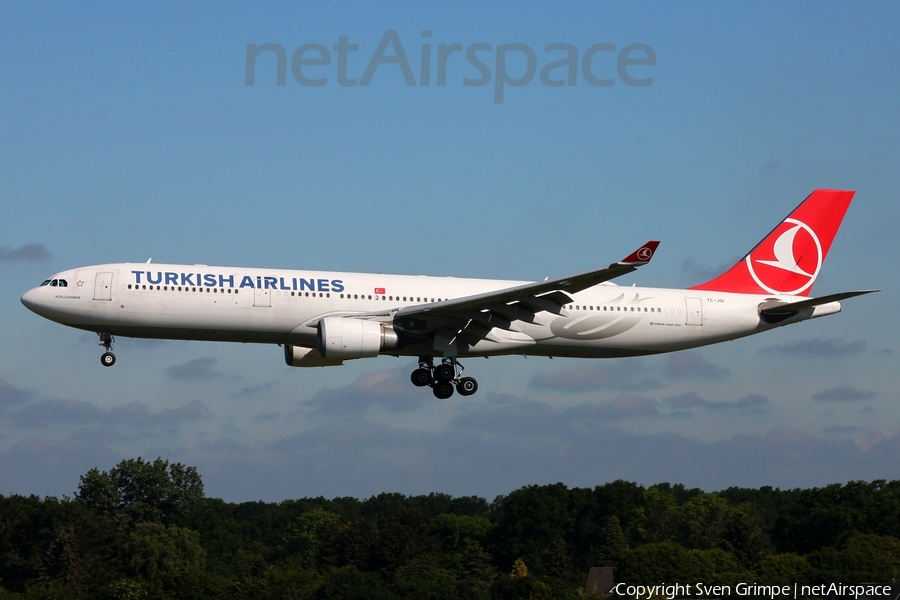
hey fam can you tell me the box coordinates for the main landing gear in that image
[98,333,116,367]
[410,356,478,399]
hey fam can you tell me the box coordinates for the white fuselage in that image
[21,262,840,360]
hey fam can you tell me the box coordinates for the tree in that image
[595,515,628,567]
[455,543,497,584]
[808,533,900,582]
[718,503,772,568]
[489,483,575,576]
[432,513,494,555]
[377,508,439,574]
[391,556,459,600]
[126,523,206,580]
[676,493,731,550]
[76,458,204,531]
[756,553,811,585]
[636,486,679,544]
[284,508,345,571]
[341,518,378,572]
[619,542,750,586]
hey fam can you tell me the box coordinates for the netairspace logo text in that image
[245,30,656,103]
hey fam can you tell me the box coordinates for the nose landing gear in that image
[410,357,478,399]
[98,333,116,367]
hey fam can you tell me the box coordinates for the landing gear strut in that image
[410,357,478,399]
[98,333,116,367]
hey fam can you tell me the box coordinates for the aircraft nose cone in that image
[21,288,40,313]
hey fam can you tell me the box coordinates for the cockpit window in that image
[58,279,68,287]
[40,279,51,286]
[49,280,58,287]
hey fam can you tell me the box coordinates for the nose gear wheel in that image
[98,333,116,367]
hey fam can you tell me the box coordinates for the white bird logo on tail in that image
[755,225,814,277]
[746,217,823,295]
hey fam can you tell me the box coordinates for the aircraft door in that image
[254,287,271,307]
[685,297,703,326]
[93,272,113,301]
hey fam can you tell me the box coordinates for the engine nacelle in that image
[317,317,399,360]
[284,344,345,367]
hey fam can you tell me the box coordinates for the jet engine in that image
[317,317,398,359]
[284,344,345,367]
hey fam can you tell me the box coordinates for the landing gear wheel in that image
[101,352,116,367]
[434,363,455,382]
[456,377,478,396]
[433,381,455,399]
[410,368,431,387]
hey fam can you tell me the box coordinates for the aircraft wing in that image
[397,240,659,318]
[347,241,660,349]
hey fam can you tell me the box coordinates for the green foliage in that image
[755,553,811,585]
[76,458,203,531]
[314,565,394,600]
[432,514,494,555]
[283,509,345,571]
[377,508,440,574]
[619,542,751,586]
[489,483,576,576]
[596,515,628,567]
[125,523,205,581]
[391,556,459,600]
[808,533,900,583]
[8,460,900,599]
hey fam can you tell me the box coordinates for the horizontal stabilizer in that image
[759,290,879,315]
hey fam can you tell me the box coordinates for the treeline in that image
[2,459,900,599]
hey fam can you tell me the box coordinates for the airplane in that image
[21,189,877,399]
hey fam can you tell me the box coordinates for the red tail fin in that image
[690,189,855,296]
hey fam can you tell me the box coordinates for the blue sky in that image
[1,1,898,501]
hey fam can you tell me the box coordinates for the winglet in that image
[620,241,660,266]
